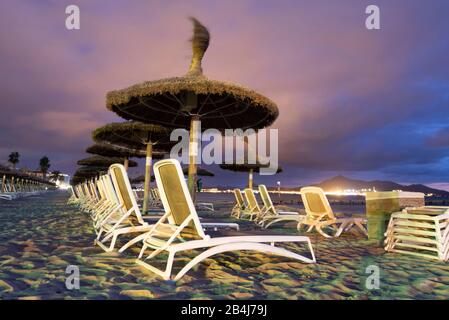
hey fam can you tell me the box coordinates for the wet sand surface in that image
[0,191,448,300]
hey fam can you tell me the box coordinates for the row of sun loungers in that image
[133,188,162,209]
[1,175,49,200]
[69,159,316,280]
[68,159,448,280]
[232,186,368,238]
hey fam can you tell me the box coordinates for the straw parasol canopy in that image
[86,142,164,171]
[74,165,108,179]
[77,155,138,168]
[106,17,279,196]
[130,175,155,184]
[220,162,282,189]
[92,121,173,213]
[86,143,147,158]
[182,166,214,177]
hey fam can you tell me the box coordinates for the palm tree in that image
[8,152,20,170]
[50,170,61,183]
[39,156,51,178]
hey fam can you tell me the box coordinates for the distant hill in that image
[312,175,449,197]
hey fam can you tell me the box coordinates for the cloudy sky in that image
[1,0,448,189]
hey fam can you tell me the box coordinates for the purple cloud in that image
[0,0,448,187]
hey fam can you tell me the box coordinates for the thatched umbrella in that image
[74,166,107,178]
[92,121,173,213]
[220,162,282,189]
[106,17,279,197]
[77,155,138,168]
[86,143,150,170]
[130,175,155,184]
[86,142,164,170]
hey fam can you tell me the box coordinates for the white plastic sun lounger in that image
[95,164,154,252]
[239,188,264,221]
[92,176,121,228]
[231,188,249,218]
[384,206,449,261]
[135,159,315,281]
[257,185,304,228]
[299,187,367,238]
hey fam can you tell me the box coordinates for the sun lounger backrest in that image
[300,187,335,220]
[97,176,107,201]
[154,159,206,239]
[103,174,120,205]
[233,189,246,208]
[258,185,275,213]
[110,164,144,225]
[83,183,91,199]
[96,177,104,200]
[89,180,99,201]
[244,188,260,212]
[70,186,78,198]
[101,176,112,202]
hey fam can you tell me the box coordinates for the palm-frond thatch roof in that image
[86,143,148,159]
[92,122,174,152]
[77,155,137,168]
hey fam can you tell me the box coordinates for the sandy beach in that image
[0,191,448,300]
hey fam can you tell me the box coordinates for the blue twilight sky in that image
[0,0,448,189]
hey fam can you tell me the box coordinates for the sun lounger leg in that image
[136,251,175,280]
[316,225,332,238]
[119,232,150,253]
[173,242,315,281]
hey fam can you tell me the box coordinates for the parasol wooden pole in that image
[142,143,153,214]
[248,168,254,189]
[188,115,200,199]
[123,157,129,171]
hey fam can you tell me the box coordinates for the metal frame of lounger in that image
[258,185,305,228]
[135,159,315,281]
[299,187,367,238]
[384,207,449,261]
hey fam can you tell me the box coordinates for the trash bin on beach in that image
[365,191,425,244]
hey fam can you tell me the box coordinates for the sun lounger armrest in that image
[277,211,300,215]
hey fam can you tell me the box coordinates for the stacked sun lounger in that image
[385,206,449,261]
